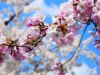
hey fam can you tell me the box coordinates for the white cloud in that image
[24,0,59,16]
[66,63,92,75]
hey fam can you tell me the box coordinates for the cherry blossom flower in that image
[12,49,25,61]
[0,45,8,63]
[72,0,94,22]
[93,40,100,49]
[98,56,100,60]
[52,60,65,75]
[27,13,46,27]
[28,27,40,38]
[92,0,100,25]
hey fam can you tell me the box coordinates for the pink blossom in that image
[12,50,25,61]
[94,44,100,49]
[27,17,39,27]
[33,18,40,25]
[58,11,65,19]
[27,13,46,27]
[27,18,33,27]
[58,70,65,75]
[52,60,61,71]
[98,56,100,60]
[72,0,93,21]
[28,27,40,38]
[52,61,65,75]
[85,0,94,7]
[93,40,100,49]
[92,13,100,25]
[92,0,100,25]
[51,24,78,46]
[51,64,59,71]
[0,46,8,63]
[52,32,63,42]
[57,37,68,46]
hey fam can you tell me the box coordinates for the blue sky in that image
[45,0,67,6]
[0,0,100,75]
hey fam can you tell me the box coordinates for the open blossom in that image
[58,70,65,75]
[93,40,100,49]
[52,61,65,75]
[12,48,25,61]
[56,37,68,46]
[52,32,63,43]
[60,2,74,17]
[59,2,76,26]
[27,13,46,27]
[51,19,79,46]
[66,15,76,26]
[98,56,100,60]
[51,25,78,46]
[0,33,27,63]
[27,17,39,27]
[51,28,68,46]
[0,45,8,63]
[50,1,81,47]
[58,11,65,19]
[28,27,40,38]
[92,0,100,25]
[72,0,94,21]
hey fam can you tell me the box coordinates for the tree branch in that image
[26,33,47,52]
[63,24,88,65]
[4,14,16,25]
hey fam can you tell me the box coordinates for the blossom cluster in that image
[0,13,47,63]
[0,0,100,75]
[72,0,100,49]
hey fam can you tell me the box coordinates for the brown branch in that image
[0,33,46,52]
[26,33,47,52]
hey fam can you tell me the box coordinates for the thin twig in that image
[63,24,88,65]
[4,14,16,25]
